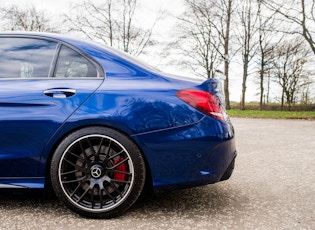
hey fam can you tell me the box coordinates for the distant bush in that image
[230,102,315,111]
[227,109,315,120]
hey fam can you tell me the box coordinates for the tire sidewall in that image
[50,126,146,218]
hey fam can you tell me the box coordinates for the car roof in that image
[0,31,161,76]
[0,31,94,45]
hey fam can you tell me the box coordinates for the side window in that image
[54,45,98,78]
[0,38,57,78]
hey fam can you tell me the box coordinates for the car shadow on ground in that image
[128,182,247,218]
[0,182,246,219]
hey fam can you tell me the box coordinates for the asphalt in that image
[0,118,314,229]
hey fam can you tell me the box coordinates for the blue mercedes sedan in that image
[0,32,236,218]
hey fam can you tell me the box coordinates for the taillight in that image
[176,89,227,121]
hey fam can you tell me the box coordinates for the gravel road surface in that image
[0,118,314,229]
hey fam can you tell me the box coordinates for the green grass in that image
[227,109,315,120]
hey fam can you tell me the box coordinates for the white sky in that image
[5,0,184,14]
[3,0,255,101]
[4,0,185,44]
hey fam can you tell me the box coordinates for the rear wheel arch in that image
[44,123,153,189]
[45,125,152,218]
[45,123,137,179]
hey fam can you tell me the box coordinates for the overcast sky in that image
[5,0,184,14]
[5,0,185,41]
[3,0,255,101]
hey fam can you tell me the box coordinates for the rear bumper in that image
[220,156,236,181]
[133,117,237,191]
[152,139,236,191]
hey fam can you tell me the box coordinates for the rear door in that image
[0,36,103,178]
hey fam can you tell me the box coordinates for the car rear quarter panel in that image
[41,75,235,190]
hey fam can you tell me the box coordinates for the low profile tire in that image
[50,127,146,218]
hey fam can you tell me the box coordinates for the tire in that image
[50,127,146,218]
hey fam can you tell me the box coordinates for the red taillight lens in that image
[176,89,226,121]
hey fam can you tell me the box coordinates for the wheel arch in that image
[43,123,153,196]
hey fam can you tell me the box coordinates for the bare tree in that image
[173,0,234,108]
[174,0,221,79]
[223,0,233,109]
[269,39,311,110]
[1,4,58,32]
[263,0,315,54]
[64,0,156,56]
[256,0,280,110]
[236,0,259,110]
[211,0,234,109]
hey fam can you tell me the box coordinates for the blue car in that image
[0,32,236,218]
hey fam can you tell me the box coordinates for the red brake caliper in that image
[113,157,127,181]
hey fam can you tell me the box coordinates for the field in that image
[228,102,315,120]
[228,109,315,120]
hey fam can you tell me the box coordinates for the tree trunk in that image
[259,71,264,110]
[259,36,264,111]
[281,88,284,110]
[241,59,248,110]
[259,52,264,110]
[224,0,232,109]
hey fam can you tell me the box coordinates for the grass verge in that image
[227,109,315,120]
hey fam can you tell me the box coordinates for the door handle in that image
[44,89,76,98]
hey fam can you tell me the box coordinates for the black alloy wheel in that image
[50,127,146,218]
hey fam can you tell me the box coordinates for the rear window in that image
[54,45,98,78]
[0,37,57,78]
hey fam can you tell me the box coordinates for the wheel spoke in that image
[86,137,99,161]
[61,169,79,176]
[110,169,131,176]
[102,186,116,203]
[101,139,112,163]
[79,141,91,166]
[76,184,93,203]
[62,176,86,184]
[107,157,129,170]
[107,150,124,161]
[95,137,105,160]
[99,187,104,208]
[91,187,95,209]
[63,158,87,172]
[57,131,139,215]
[69,179,87,197]
[111,179,131,184]
[68,150,85,162]
[109,181,123,196]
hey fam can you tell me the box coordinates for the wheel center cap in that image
[90,165,103,179]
